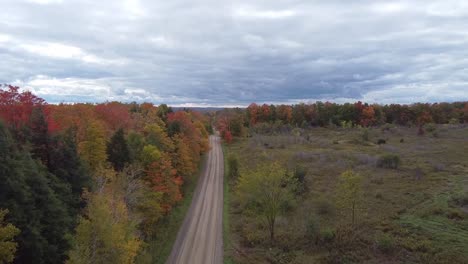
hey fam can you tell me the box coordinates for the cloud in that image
[25,0,62,5]
[233,6,297,19]
[19,42,104,64]
[0,0,467,106]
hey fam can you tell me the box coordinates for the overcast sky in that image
[1,0,468,106]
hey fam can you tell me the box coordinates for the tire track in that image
[166,135,224,264]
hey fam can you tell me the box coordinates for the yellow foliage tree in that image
[237,162,297,242]
[78,121,107,172]
[67,189,141,264]
[336,170,363,226]
[172,134,195,177]
[0,209,20,264]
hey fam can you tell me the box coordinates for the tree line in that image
[216,101,468,141]
[0,85,210,263]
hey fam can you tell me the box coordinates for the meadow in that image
[224,124,468,264]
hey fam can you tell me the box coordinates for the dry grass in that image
[225,125,468,263]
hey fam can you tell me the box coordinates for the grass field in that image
[224,124,468,263]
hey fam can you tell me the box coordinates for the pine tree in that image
[0,122,74,264]
[107,128,130,171]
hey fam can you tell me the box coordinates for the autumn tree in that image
[277,105,292,124]
[222,130,233,144]
[67,190,141,264]
[95,102,131,131]
[79,121,107,172]
[246,103,259,125]
[143,124,174,152]
[157,104,172,122]
[167,111,208,164]
[146,156,183,213]
[360,105,376,127]
[0,209,20,264]
[463,103,468,123]
[172,134,195,178]
[336,170,363,226]
[0,85,45,129]
[237,162,297,242]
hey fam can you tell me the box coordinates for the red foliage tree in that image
[146,156,183,213]
[95,102,132,132]
[247,103,259,125]
[277,105,292,124]
[0,85,46,130]
[223,130,233,144]
[360,105,376,127]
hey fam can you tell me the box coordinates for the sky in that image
[1,0,468,107]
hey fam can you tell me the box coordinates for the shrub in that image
[227,155,239,179]
[451,192,468,207]
[376,233,395,254]
[306,216,320,242]
[293,165,307,194]
[449,118,459,125]
[377,139,386,145]
[377,154,401,169]
[320,228,335,244]
[425,123,436,132]
[400,138,404,143]
[375,192,383,199]
[361,128,370,141]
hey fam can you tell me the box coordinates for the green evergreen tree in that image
[0,122,74,264]
[107,128,130,171]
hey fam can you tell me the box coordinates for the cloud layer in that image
[1,0,468,106]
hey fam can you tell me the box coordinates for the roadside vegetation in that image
[218,102,468,263]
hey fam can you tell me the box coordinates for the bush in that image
[320,228,335,244]
[376,233,395,254]
[449,118,459,125]
[293,165,307,194]
[228,155,239,179]
[375,192,383,199]
[306,216,320,242]
[316,199,335,216]
[377,139,386,145]
[377,154,401,169]
[425,123,436,132]
[361,128,370,141]
[451,192,468,207]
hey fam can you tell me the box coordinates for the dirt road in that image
[166,135,224,264]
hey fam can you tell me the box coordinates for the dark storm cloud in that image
[1,0,467,106]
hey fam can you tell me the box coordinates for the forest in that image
[0,85,211,264]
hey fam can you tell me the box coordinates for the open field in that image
[224,124,468,263]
